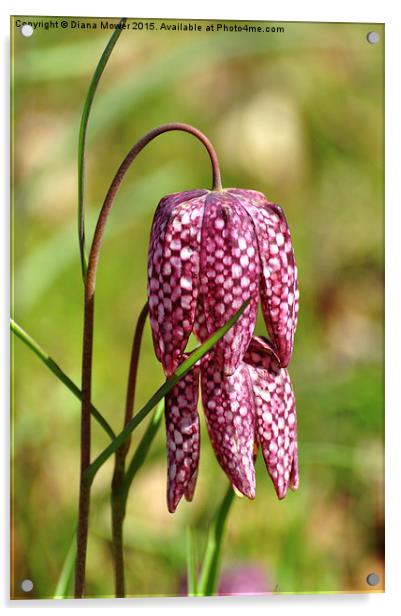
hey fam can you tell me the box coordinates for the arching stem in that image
[85,122,222,300]
[75,123,222,598]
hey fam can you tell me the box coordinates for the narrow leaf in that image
[10,319,115,440]
[78,17,127,277]
[84,298,251,486]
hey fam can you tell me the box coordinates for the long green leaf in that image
[10,319,115,440]
[78,17,127,277]
[198,485,235,596]
[84,299,250,486]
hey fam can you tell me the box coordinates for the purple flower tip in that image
[165,355,200,513]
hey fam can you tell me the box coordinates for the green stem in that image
[75,18,127,598]
[10,319,115,441]
[110,482,125,598]
[54,399,162,599]
[78,17,127,279]
[198,485,235,596]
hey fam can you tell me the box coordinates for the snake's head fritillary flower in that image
[147,187,298,376]
[147,186,299,510]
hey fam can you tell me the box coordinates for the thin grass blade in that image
[78,17,127,277]
[53,531,76,599]
[10,319,115,440]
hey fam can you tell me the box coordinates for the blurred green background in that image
[11,17,384,598]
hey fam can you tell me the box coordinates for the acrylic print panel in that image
[10,16,384,599]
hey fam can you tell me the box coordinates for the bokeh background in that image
[11,17,384,598]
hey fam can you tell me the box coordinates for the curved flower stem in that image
[85,122,222,297]
[111,303,148,597]
[198,485,235,596]
[78,17,127,279]
[75,123,223,597]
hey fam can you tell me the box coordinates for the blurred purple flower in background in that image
[217,563,272,596]
[179,562,272,596]
[147,187,299,511]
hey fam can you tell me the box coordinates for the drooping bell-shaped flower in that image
[147,185,299,511]
[147,188,298,377]
[164,336,299,511]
